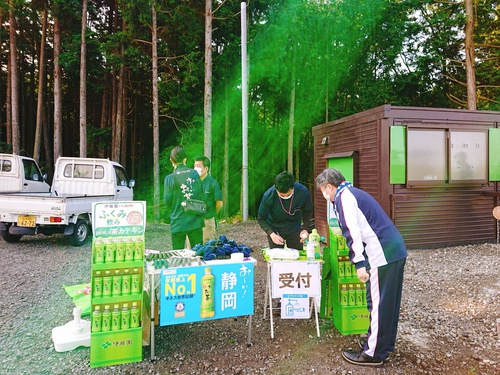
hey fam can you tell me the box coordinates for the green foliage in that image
[0,142,13,154]
[3,0,500,222]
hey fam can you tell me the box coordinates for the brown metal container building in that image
[312,105,500,249]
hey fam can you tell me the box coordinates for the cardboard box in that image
[90,328,142,368]
[332,301,369,335]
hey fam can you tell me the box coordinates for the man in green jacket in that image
[164,146,204,250]
[194,155,223,243]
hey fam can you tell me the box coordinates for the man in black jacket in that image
[257,171,313,250]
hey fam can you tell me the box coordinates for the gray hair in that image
[315,168,345,188]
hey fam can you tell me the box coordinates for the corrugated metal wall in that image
[313,105,500,249]
[392,189,496,248]
[313,108,385,246]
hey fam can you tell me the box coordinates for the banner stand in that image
[264,260,321,339]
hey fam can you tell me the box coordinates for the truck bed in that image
[0,194,116,224]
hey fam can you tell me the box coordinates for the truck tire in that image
[1,230,23,243]
[70,219,89,246]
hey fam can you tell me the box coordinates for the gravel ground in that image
[0,219,499,375]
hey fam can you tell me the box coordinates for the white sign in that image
[281,294,310,319]
[270,261,321,298]
[92,201,146,238]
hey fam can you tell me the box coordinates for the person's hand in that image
[357,267,370,283]
[270,232,285,246]
[299,230,309,243]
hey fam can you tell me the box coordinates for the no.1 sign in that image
[159,260,256,326]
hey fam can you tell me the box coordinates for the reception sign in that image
[159,260,255,326]
[271,261,321,298]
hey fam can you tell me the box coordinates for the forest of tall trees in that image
[1,0,499,221]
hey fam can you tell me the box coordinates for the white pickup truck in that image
[0,153,50,193]
[0,157,134,246]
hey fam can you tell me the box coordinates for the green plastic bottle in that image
[102,270,112,297]
[121,303,131,330]
[200,267,215,318]
[348,284,356,306]
[308,229,321,259]
[91,305,102,332]
[133,237,144,260]
[338,257,345,278]
[344,257,352,278]
[111,304,121,331]
[104,239,115,263]
[131,268,140,294]
[130,302,140,328]
[112,269,122,296]
[355,284,363,305]
[93,271,103,298]
[340,284,348,306]
[124,237,134,261]
[121,269,131,295]
[115,239,125,262]
[101,305,111,332]
[94,238,104,264]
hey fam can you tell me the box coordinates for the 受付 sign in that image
[270,261,321,298]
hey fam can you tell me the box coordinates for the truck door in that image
[21,158,50,193]
[114,165,134,201]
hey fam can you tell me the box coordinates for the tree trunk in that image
[223,80,230,218]
[79,0,88,157]
[295,142,299,182]
[152,1,160,219]
[42,104,52,177]
[0,10,3,142]
[99,72,110,158]
[120,71,127,168]
[6,40,12,146]
[34,9,47,163]
[9,0,20,154]
[113,22,125,163]
[110,1,118,158]
[465,0,476,110]
[204,0,213,159]
[287,50,296,174]
[53,14,63,161]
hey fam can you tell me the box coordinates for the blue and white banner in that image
[159,259,255,326]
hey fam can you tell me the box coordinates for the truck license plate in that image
[18,216,36,227]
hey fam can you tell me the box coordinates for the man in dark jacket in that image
[257,171,313,250]
[164,146,204,250]
[316,168,407,368]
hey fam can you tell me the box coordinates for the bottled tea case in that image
[90,202,146,368]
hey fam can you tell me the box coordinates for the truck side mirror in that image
[129,179,135,188]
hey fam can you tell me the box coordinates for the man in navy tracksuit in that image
[316,168,407,368]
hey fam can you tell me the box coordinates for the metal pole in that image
[241,2,249,221]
